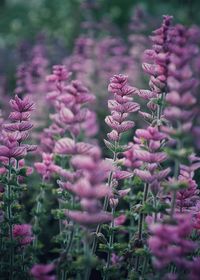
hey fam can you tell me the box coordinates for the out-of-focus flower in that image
[13,224,34,245]
[62,151,112,227]
[114,214,126,226]
[30,263,56,280]
[148,214,196,269]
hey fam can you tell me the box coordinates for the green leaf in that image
[104,139,115,152]
[17,167,27,177]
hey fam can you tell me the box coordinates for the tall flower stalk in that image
[0,95,36,279]
[129,16,173,273]
[101,74,139,279]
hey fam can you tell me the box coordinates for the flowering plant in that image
[0,13,200,280]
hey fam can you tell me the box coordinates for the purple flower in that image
[0,95,36,163]
[163,24,198,136]
[148,214,196,269]
[13,224,34,245]
[58,149,113,227]
[30,263,56,280]
[46,65,70,82]
[111,253,123,266]
[34,153,67,181]
[105,74,139,142]
[66,210,112,226]
[114,214,126,226]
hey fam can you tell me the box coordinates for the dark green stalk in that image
[170,158,179,218]
[153,196,157,223]
[91,142,118,255]
[157,92,165,124]
[135,183,149,272]
[7,159,14,280]
[33,186,44,248]
[84,232,91,280]
[103,207,115,280]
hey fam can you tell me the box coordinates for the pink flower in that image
[30,263,56,280]
[105,74,139,141]
[59,178,112,199]
[0,144,27,160]
[0,95,36,163]
[46,65,70,82]
[188,258,200,280]
[10,95,34,113]
[66,210,112,226]
[148,214,196,269]
[193,212,200,230]
[54,137,76,155]
[114,214,126,226]
[13,224,34,245]
[111,253,123,266]
[34,153,64,180]
[58,150,112,227]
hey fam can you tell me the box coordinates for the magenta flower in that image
[175,155,200,212]
[42,65,97,153]
[164,24,198,135]
[111,253,123,266]
[114,214,126,226]
[46,65,70,82]
[66,211,112,226]
[148,214,196,269]
[0,95,36,163]
[30,263,56,280]
[137,15,173,116]
[106,74,139,142]
[9,95,35,115]
[59,149,113,227]
[123,144,143,169]
[13,224,34,245]
[132,126,169,196]
[188,258,200,280]
[0,142,27,160]
[34,153,67,181]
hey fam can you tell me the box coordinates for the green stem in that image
[103,207,115,280]
[84,233,91,280]
[91,141,118,255]
[7,159,14,280]
[170,157,180,218]
[65,225,74,254]
[153,196,157,223]
[33,189,43,248]
[135,183,149,272]
[157,92,165,124]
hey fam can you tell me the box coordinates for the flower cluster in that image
[13,224,34,245]
[40,65,97,153]
[31,263,56,280]
[105,74,140,142]
[176,155,200,212]
[139,15,173,117]
[59,149,112,227]
[148,214,196,270]
[0,95,36,161]
[134,126,170,196]
[164,24,198,134]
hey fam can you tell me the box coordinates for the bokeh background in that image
[1,0,200,275]
[0,0,199,48]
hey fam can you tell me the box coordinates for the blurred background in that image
[0,0,199,48]
[0,0,199,139]
[0,0,199,104]
[0,0,199,46]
